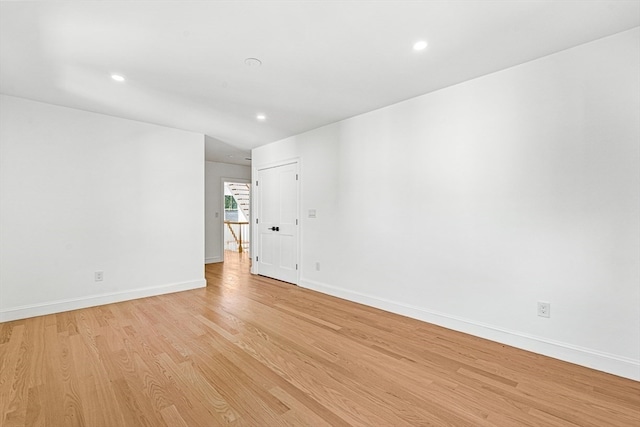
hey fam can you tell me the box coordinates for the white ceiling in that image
[1,1,639,165]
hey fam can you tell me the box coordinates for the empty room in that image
[1,1,639,426]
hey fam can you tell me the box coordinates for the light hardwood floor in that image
[1,251,639,426]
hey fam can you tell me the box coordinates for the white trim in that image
[252,156,300,171]
[0,279,206,322]
[299,277,640,381]
[205,256,223,264]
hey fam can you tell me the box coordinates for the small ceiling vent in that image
[244,58,262,67]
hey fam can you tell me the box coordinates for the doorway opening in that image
[223,181,250,259]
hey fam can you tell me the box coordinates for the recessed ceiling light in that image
[256,114,266,121]
[413,40,428,51]
[111,74,125,82]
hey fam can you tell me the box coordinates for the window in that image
[225,195,238,221]
[225,195,237,210]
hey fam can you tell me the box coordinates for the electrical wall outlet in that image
[537,301,550,318]
[95,271,104,282]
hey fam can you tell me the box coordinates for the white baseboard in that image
[205,256,223,264]
[299,277,640,381]
[0,279,206,323]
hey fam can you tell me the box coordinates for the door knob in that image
[270,226,280,231]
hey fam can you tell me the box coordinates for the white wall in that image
[205,161,250,263]
[252,28,640,380]
[0,95,206,321]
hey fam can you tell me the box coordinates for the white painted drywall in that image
[0,95,206,321]
[204,161,250,263]
[252,28,640,379]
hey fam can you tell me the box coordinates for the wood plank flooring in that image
[1,251,639,426]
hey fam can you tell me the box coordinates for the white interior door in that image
[256,162,298,284]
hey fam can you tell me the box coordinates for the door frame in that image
[251,158,300,282]
[220,177,251,260]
